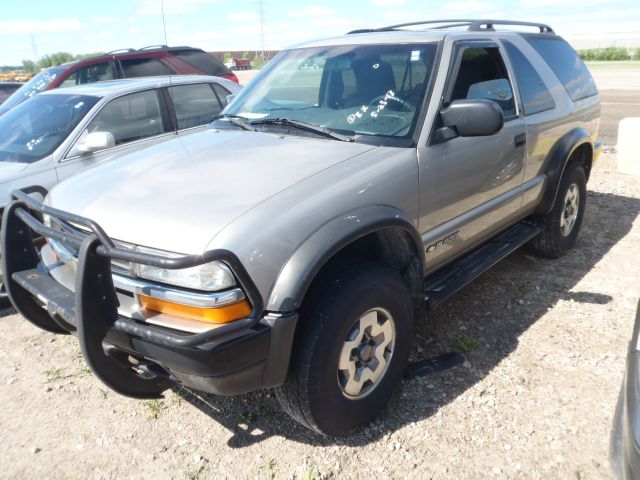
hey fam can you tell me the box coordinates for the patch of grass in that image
[240,411,256,425]
[303,466,319,480]
[45,367,64,382]
[99,388,108,399]
[260,458,276,480]
[185,463,205,480]
[143,400,167,420]
[454,334,479,353]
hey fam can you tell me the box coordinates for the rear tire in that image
[528,161,587,258]
[275,261,414,436]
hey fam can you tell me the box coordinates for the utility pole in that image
[258,0,265,60]
[30,34,38,60]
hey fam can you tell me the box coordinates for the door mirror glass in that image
[437,99,504,140]
[76,131,116,154]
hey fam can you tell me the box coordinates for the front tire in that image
[275,262,414,436]
[529,161,587,258]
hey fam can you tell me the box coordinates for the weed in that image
[240,411,256,425]
[454,334,479,352]
[185,463,205,480]
[45,367,64,382]
[260,458,276,480]
[143,400,167,420]
[303,466,319,480]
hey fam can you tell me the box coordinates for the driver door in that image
[417,41,527,272]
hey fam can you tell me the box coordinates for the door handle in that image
[514,133,526,148]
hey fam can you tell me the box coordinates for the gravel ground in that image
[1,150,638,480]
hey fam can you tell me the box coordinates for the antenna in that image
[160,0,177,134]
[258,0,266,61]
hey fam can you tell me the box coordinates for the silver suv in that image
[3,20,601,436]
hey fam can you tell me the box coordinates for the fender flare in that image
[266,205,424,312]
[535,128,594,215]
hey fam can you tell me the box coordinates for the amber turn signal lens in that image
[139,295,252,324]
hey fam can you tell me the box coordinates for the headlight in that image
[134,247,236,292]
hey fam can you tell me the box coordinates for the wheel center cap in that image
[359,344,373,363]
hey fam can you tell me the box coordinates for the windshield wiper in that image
[250,118,354,142]
[210,113,256,132]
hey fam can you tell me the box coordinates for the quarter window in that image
[120,58,172,78]
[212,83,232,107]
[169,83,223,129]
[526,37,598,101]
[503,41,555,115]
[450,46,517,118]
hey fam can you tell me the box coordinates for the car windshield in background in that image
[0,67,66,113]
[225,43,438,141]
[0,94,99,164]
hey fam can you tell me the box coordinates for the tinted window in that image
[120,58,172,78]
[450,47,516,117]
[171,50,230,76]
[0,94,98,163]
[169,83,223,129]
[212,83,231,107]
[503,41,555,115]
[59,62,115,88]
[80,90,164,148]
[0,84,21,104]
[526,37,598,101]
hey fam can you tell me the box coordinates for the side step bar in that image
[424,221,541,311]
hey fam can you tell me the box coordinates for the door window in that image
[169,83,223,129]
[59,62,115,88]
[69,90,164,156]
[212,83,232,107]
[450,47,517,118]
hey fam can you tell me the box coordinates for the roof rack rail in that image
[138,44,169,50]
[347,19,554,34]
[106,48,137,55]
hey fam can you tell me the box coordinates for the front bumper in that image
[2,191,297,397]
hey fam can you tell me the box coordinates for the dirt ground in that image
[1,70,639,480]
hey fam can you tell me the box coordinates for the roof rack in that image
[105,48,137,55]
[138,44,169,50]
[347,19,554,35]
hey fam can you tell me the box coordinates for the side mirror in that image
[76,131,116,154]
[225,93,237,105]
[435,99,504,142]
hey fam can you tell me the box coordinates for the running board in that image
[424,221,541,311]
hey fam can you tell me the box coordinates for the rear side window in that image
[503,41,555,115]
[120,58,172,78]
[169,83,223,129]
[171,50,230,76]
[526,37,597,101]
[59,62,115,88]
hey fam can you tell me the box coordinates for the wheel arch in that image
[535,128,594,215]
[266,205,425,322]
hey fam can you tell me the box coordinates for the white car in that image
[0,75,241,303]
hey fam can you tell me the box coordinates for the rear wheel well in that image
[570,142,593,181]
[302,228,424,325]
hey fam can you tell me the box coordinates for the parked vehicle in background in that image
[3,19,600,436]
[0,75,240,305]
[0,46,239,115]
[611,299,640,480]
[225,58,252,70]
[0,82,22,105]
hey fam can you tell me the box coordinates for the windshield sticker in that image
[411,50,421,62]
[346,90,397,124]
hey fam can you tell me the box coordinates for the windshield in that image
[0,67,65,113]
[225,43,438,142]
[0,94,99,163]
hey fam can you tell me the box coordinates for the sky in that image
[1,0,639,65]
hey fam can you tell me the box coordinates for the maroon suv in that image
[0,45,238,114]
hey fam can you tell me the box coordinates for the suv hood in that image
[47,129,376,253]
